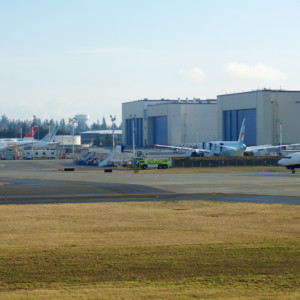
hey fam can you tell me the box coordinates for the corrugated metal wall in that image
[224,109,256,145]
[125,118,143,146]
[153,116,168,145]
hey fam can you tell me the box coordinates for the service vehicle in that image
[137,159,172,169]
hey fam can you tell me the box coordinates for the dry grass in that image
[0,283,299,300]
[0,201,299,249]
[0,201,299,299]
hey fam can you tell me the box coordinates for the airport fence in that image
[173,156,282,168]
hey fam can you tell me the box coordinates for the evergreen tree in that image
[91,122,101,130]
[100,117,107,130]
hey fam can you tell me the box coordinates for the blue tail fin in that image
[41,125,58,142]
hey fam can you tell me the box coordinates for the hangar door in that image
[125,118,143,146]
[224,109,256,145]
[153,116,168,145]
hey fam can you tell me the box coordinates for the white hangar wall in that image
[122,99,217,147]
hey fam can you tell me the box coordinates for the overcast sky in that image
[1,0,300,125]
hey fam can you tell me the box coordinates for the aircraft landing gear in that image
[292,169,295,174]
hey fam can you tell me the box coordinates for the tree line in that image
[0,115,122,139]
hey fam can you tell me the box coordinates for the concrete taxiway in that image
[0,159,300,205]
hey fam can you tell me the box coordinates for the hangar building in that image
[122,99,217,147]
[217,89,300,146]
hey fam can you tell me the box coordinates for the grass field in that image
[0,200,299,299]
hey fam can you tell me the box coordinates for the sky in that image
[1,0,300,126]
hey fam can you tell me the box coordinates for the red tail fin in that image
[24,126,38,138]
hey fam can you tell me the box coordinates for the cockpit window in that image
[285,156,292,159]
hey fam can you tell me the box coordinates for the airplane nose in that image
[278,158,284,166]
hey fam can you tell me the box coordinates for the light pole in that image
[45,119,53,149]
[28,121,32,138]
[110,115,116,152]
[279,121,283,147]
[69,117,78,160]
[33,115,39,140]
[32,115,37,140]
[28,120,33,149]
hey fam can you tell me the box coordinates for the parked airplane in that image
[0,126,38,142]
[156,119,247,157]
[278,152,300,173]
[0,138,37,151]
[23,126,38,139]
[0,126,40,151]
[30,125,59,150]
[156,118,300,157]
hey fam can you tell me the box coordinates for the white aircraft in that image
[278,152,300,173]
[156,119,248,157]
[0,127,39,151]
[30,125,59,150]
[0,126,38,142]
[23,126,38,140]
[156,118,300,157]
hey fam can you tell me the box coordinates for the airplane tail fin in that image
[49,125,58,142]
[24,126,38,138]
[41,125,59,142]
[238,118,246,143]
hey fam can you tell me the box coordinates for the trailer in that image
[22,150,58,160]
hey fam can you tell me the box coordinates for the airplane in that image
[155,118,300,157]
[0,126,40,151]
[0,138,37,152]
[278,152,300,173]
[0,126,38,142]
[23,126,38,139]
[156,119,247,157]
[30,125,59,150]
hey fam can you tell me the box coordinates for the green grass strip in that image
[0,242,299,291]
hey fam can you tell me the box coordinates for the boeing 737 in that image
[278,152,300,173]
[156,119,300,157]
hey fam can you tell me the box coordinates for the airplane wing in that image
[15,141,38,151]
[246,143,300,153]
[155,144,210,153]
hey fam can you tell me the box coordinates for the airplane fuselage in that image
[0,139,36,151]
[278,152,300,173]
[192,141,247,157]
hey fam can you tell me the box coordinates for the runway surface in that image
[1,159,300,205]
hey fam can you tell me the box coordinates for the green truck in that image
[137,159,172,169]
